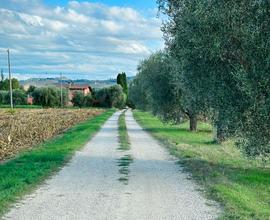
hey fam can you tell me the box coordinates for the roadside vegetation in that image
[134,110,270,219]
[118,111,130,151]
[130,1,270,159]
[0,105,41,109]
[129,3,270,218]
[0,109,115,215]
[117,111,132,185]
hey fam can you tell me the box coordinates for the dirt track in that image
[3,110,220,220]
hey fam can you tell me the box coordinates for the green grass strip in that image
[133,110,270,220]
[118,111,130,151]
[0,109,115,215]
[0,105,42,109]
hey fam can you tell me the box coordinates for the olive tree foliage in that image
[0,78,20,90]
[129,77,148,111]
[72,92,94,108]
[96,85,126,109]
[0,90,27,105]
[158,0,270,157]
[32,87,68,107]
[129,51,200,130]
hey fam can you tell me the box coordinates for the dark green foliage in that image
[0,91,8,105]
[129,78,148,110]
[0,78,20,91]
[6,90,27,106]
[96,85,126,109]
[0,71,4,82]
[117,72,128,95]
[71,92,93,108]
[83,94,94,107]
[0,90,27,106]
[32,87,68,107]
[158,0,270,157]
[27,85,36,95]
[71,92,85,108]
[129,51,199,131]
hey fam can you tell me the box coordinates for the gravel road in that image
[3,110,220,220]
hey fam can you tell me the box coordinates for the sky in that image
[0,0,164,80]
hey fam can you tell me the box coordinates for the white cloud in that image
[0,0,163,79]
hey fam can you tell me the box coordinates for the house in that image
[27,95,33,105]
[66,84,92,102]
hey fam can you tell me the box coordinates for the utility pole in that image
[7,49,13,110]
[60,73,63,108]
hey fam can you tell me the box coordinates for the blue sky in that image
[0,0,163,80]
[45,0,156,10]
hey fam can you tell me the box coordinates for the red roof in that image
[67,85,91,90]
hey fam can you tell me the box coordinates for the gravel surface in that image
[3,110,220,220]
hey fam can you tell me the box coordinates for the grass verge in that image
[117,111,133,185]
[133,110,270,220]
[0,109,115,215]
[0,105,42,109]
[118,111,130,151]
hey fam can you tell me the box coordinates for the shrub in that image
[9,90,27,105]
[0,91,8,105]
[71,92,85,108]
[84,94,94,107]
[0,90,27,106]
[32,87,68,107]
[96,85,126,109]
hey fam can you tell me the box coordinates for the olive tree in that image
[32,87,68,107]
[158,0,270,157]
[129,51,199,131]
[96,85,126,109]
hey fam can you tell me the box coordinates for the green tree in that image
[0,78,20,90]
[5,89,27,106]
[71,92,85,108]
[117,72,128,95]
[158,0,270,157]
[96,85,126,109]
[0,91,8,105]
[129,51,199,131]
[27,85,36,95]
[84,94,94,107]
[32,87,68,107]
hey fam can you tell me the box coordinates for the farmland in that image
[0,108,104,161]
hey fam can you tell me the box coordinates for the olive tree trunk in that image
[189,113,197,132]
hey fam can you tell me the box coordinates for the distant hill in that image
[20,76,135,89]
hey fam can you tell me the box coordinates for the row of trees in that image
[0,90,27,106]
[72,73,128,108]
[1,84,127,109]
[72,84,126,109]
[0,73,28,105]
[0,71,127,108]
[130,1,270,158]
